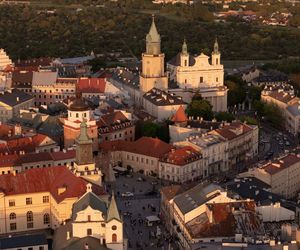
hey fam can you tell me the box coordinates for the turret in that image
[180,38,189,67]
[212,38,221,66]
[146,15,161,55]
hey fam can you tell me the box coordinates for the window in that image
[88,215,91,221]
[39,247,44,250]
[76,113,79,118]
[184,60,187,66]
[10,223,16,231]
[9,200,15,207]
[200,77,203,83]
[27,222,34,229]
[9,213,16,220]
[43,213,50,224]
[216,58,219,65]
[112,233,117,242]
[43,196,49,203]
[87,228,92,235]
[216,77,218,82]
[27,211,33,222]
[112,225,117,230]
[26,197,32,205]
[28,248,33,250]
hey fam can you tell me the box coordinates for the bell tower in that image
[139,15,168,93]
[212,38,221,66]
[180,39,189,67]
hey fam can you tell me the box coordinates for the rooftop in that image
[77,77,106,93]
[261,154,300,175]
[171,105,188,123]
[173,183,222,215]
[0,233,47,249]
[213,121,255,140]
[0,166,104,202]
[100,136,174,158]
[160,146,201,166]
[185,201,261,239]
[0,89,34,107]
[143,88,186,106]
[97,111,132,134]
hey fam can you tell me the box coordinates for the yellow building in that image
[139,15,168,94]
[0,166,105,235]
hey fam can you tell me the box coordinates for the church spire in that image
[146,14,161,55]
[182,38,188,56]
[107,191,121,222]
[213,38,219,54]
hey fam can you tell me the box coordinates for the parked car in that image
[121,192,134,197]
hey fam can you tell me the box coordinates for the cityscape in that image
[0,0,299,250]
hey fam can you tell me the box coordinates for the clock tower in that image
[74,121,102,185]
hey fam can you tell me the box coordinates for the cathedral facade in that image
[167,39,228,112]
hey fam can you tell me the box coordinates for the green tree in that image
[239,116,258,125]
[186,98,213,121]
[215,112,235,122]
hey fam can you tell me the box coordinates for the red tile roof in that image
[0,154,19,168]
[77,77,106,93]
[51,150,76,161]
[160,146,201,166]
[262,154,300,175]
[186,201,259,239]
[100,137,173,158]
[0,134,53,155]
[171,105,188,123]
[213,122,254,140]
[0,166,104,202]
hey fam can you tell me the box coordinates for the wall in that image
[257,203,295,222]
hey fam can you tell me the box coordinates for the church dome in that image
[69,93,89,111]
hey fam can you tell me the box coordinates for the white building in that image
[167,39,228,112]
[158,146,202,183]
[175,133,229,175]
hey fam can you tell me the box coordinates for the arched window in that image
[112,233,117,242]
[216,58,219,65]
[9,213,16,220]
[43,213,50,224]
[27,211,33,222]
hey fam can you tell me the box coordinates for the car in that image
[137,177,145,182]
[121,192,134,197]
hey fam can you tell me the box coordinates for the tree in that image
[225,76,246,107]
[239,116,258,125]
[135,120,170,143]
[215,112,235,122]
[88,57,107,73]
[186,98,213,121]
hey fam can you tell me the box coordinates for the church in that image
[138,16,227,115]
[167,39,228,112]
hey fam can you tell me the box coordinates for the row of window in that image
[9,196,49,207]
[32,89,75,93]
[9,212,50,231]
[126,154,154,165]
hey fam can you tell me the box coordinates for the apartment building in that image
[100,137,174,175]
[175,133,228,175]
[241,154,300,199]
[97,111,135,143]
[210,121,259,169]
[158,146,202,183]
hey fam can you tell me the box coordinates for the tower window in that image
[200,77,203,83]
[184,60,187,67]
[87,229,92,235]
[216,59,219,65]
[216,77,218,82]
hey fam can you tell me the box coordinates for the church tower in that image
[180,39,189,67]
[139,15,168,93]
[211,38,221,66]
[73,121,102,185]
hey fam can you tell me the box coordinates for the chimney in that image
[84,243,89,250]
[16,97,19,102]
[66,231,70,240]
